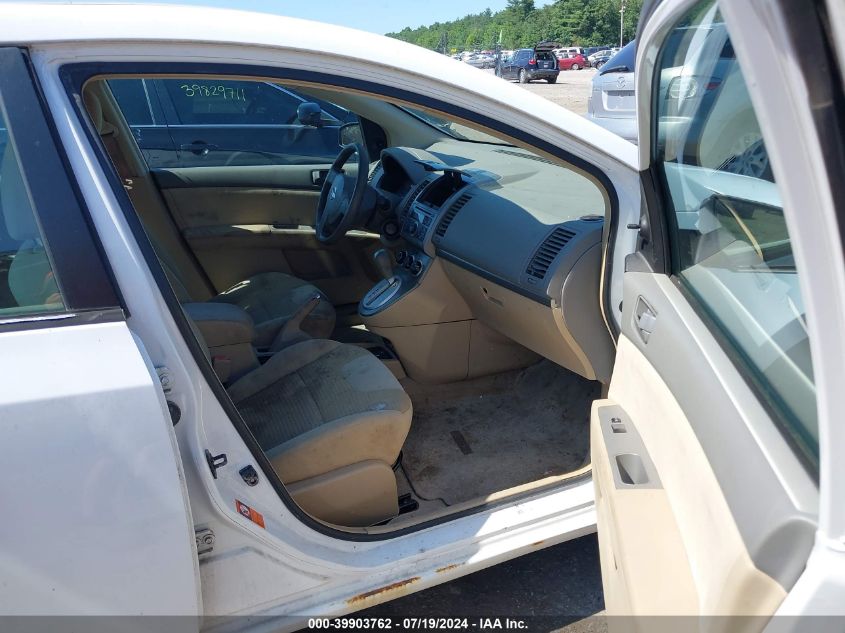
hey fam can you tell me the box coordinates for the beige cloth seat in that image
[228,339,412,526]
[83,87,336,349]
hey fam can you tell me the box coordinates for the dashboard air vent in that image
[526,227,577,279]
[434,192,472,239]
[494,148,557,166]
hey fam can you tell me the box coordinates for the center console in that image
[360,170,466,318]
[359,249,432,316]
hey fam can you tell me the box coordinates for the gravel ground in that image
[484,67,597,115]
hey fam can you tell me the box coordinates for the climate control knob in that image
[407,219,420,235]
[410,259,423,276]
[395,250,407,265]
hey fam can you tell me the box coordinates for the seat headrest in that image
[82,89,117,137]
[0,144,39,241]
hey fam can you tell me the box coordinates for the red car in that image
[558,53,586,70]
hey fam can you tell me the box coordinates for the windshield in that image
[600,40,636,75]
[398,106,512,145]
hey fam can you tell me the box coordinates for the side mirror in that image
[297,102,323,127]
[338,122,363,146]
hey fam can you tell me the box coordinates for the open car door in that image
[592,1,821,630]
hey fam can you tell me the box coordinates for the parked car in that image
[464,53,495,69]
[584,45,612,60]
[558,52,587,70]
[590,50,614,68]
[496,41,560,83]
[587,40,638,141]
[555,46,585,58]
[2,0,844,629]
[587,26,732,144]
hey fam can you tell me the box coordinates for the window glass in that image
[108,79,154,125]
[162,79,304,125]
[654,0,817,467]
[0,111,64,316]
[600,40,636,75]
[108,78,356,168]
[399,106,508,145]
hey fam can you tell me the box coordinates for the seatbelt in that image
[100,131,135,187]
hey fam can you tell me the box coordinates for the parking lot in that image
[484,67,596,115]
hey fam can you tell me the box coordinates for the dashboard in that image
[368,143,615,382]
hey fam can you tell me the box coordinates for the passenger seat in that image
[183,305,412,526]
[228,339,412,527]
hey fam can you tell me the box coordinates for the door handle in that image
[311,169,329,186]
[180,141,219,156]
[634,296,656,343]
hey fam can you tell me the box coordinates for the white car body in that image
[1,0,844,630]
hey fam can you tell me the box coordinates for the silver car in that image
[586,41,637,142]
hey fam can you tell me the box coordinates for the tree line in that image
[386,0,643,53]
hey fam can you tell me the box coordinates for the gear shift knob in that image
[373,249,394,280]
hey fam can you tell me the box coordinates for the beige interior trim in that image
[443,261,595,380]
[288,460,399,528]
[594,335,786,626]
[363,258,473,328]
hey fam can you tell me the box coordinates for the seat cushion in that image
[228,339,412,483]
[211,272,335,347]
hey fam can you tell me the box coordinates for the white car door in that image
[593,0,845,629]
[0,47,201,620]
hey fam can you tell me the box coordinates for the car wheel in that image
[519,69,528,84]
[595,61,605,69]
[547,76,557,84]
[571,63,580,71]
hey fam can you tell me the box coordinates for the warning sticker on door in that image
[235,499,265,528]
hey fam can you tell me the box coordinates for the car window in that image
[0,108,64,316]
[162,79,308,125]
[654,0,817,469]
[108,77,356,168]
[398,106,509,145]
[600,40,636,75]
[108,79,157,125]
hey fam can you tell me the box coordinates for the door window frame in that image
[0,47,121,329]
[636,0,828,477]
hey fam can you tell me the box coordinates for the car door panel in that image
[152,167,380,306]
[593,1,820,625]
[593,270,815,628]
[0,322,201,617]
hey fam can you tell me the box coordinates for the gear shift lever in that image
[363,249,402,312]
[373,249,394,280]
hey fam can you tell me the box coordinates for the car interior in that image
[80,75,615,531]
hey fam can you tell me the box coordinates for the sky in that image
[19,0,553,35]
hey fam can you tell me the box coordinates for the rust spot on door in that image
[347,577,421,606]
[435,563,463,573]
[531,540,545,547]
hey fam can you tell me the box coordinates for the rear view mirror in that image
[338,122,363,146]
[297,102,323,127]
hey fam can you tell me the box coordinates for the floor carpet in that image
[400,361,600,505]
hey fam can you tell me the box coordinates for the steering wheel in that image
[315,143,368,244]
